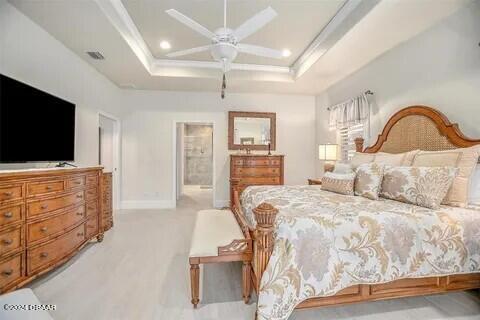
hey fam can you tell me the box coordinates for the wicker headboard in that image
[355,106,480,153]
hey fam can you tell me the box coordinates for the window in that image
[339,123,365,161]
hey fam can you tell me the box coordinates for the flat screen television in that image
[0,74,75,163]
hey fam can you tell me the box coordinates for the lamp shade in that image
[318,144,338,161]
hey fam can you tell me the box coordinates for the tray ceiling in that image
[121,0,346,67]
[7,0,470,94]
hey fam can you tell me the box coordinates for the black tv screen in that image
[0,74,75,163]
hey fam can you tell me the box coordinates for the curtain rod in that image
[327,90,374,111]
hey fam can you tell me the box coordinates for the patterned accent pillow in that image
[380,166,458,209]
[354,163,385,200]
[412,146,480,207]
[321,172,355,196]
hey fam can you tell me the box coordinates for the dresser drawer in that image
[86,175,98,186]
[85,188,98,201]
[0,184,24,203]
[65,176,86,189]
[240,177,280,185]
[27,180,64,197]
[0,227,22,257]
[27,223,85,274]
[27,205,85,244]
[0,253,23,290]
[27,191,85,218]
[0,204,23,227]
[86,201,98,217]
[86,216,98,239]
[233,167,280,177]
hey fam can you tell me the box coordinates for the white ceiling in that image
[8,0,469,95]
[122,0,345,67]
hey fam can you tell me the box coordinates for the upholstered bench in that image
[189,209,252,308]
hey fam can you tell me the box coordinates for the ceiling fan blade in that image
[166,45,212,58]
[166,9,215,39]
[233,7,277,41]
[237,44,283,59]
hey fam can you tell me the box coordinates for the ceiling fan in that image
[165,0,284,98]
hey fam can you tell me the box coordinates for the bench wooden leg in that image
[242,261,251,304]
[190,263,200,308]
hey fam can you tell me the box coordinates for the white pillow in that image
[333,162,354,174]
[468,164,480,206]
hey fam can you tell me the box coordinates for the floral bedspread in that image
[240,185,480,320]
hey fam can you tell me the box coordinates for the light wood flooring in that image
[28,186,480,320]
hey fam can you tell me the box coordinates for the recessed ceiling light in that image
[160,41,171,50]
[282,49,291,57]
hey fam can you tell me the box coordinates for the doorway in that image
[99,113,120,210]
[175,122,214,208]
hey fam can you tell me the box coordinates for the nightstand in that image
[308,178,322,185]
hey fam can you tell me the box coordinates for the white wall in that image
[99,115,115,172]
[121,91,316,208]
[315,2,480,176]
[0,0,123,169]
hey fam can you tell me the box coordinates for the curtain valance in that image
[328,93,370,129]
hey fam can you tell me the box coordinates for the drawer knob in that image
[3,191,13,197]
[3,212,13,218]
[77,232,84,237]
[40,226,48,232]
[40,252,49,258]
[41,204,48,210]
[2,239,12,245]
[76,194,83,199]
[76,211,84,216]
[74,181,81,185]
[1,269,13,276]
[46,186,53,190]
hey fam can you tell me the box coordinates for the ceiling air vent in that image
[86,51,105,60]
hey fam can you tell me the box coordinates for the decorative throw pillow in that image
[350,152,375,169]
[468,164,480,206]
[380,166,458,209]
[354,163,385,200]
[375,150,420,166]
[412,146,480,207]
[333,162,354,174]
[321,172,355,196]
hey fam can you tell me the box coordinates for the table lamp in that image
[318,144,338,173]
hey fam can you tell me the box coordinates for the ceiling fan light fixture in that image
[282,49,291,57]
[160,40,171,50]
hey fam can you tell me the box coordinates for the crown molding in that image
[95,0,376,82]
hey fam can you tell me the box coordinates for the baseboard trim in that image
[121,200,175,210]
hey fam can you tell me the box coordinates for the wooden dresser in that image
[101,172,113,233]
[230,154,284,201]
[0,167,111,293]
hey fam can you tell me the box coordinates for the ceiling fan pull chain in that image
[221,73,226,99]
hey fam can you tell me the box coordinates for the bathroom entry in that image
[175,123,214,206]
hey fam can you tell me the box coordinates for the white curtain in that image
[328,93,370,131]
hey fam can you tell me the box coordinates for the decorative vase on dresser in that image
[229,154,284,203]
[0,167,112,293]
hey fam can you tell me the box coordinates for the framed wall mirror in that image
[228,111,276,150]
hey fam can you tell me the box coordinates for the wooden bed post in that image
[354,137,364,152]
[252,203,278,291]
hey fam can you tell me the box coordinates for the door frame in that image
[172,120,216,208]
[98,111,121,211]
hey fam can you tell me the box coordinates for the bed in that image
[230,105,480,320]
